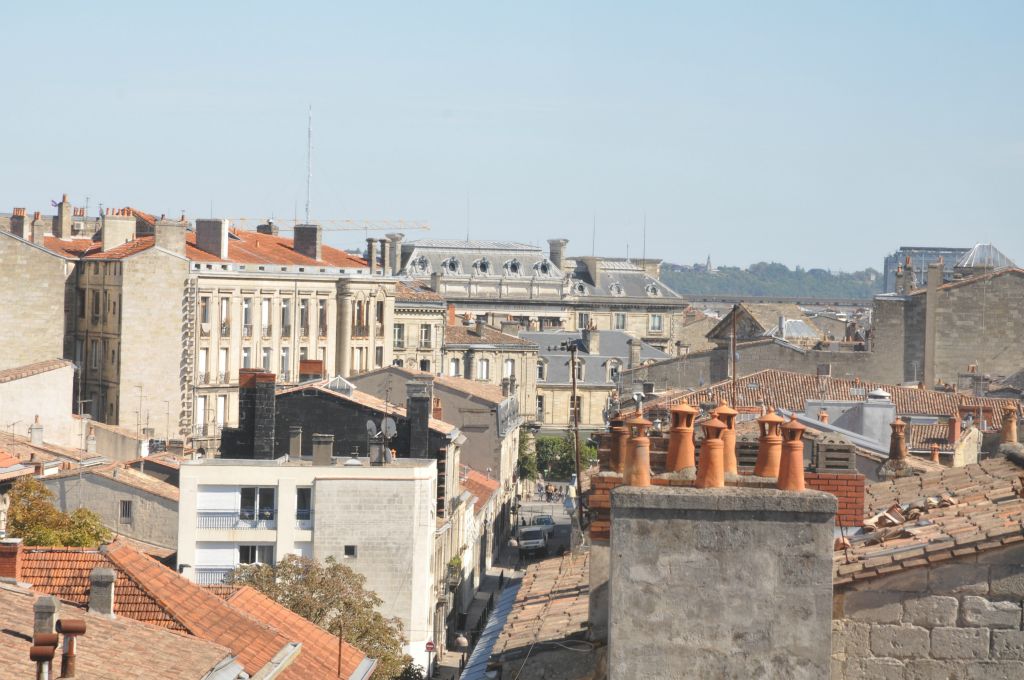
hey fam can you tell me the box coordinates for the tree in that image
[226,555,413,679]
[516,427,539,480]
[6,477,110,547]
[534,435,598,480]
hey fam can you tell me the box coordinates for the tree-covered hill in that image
[661,261,882,299]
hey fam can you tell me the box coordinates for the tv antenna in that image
[305,105,312,224]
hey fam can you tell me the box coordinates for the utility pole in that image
[568,340,585,537]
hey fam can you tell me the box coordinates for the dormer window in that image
[407,255,431,276]
[608,359,622,383]
[441,257,461,275]
[533,259,553,276]
[537,359,547,381]
[645,283,661,297]
[573,282,589,296]
[609,282,624,296]
[504,258,522,276]
[472,257,491,275]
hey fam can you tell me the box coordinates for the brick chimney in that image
[0,538,24,581]
[52,194,72,239]
[87,568,115,618]
[947,412,961,445]
[623,415,652,487]
[194,218,229,259]
[695,416,727,488]
[777,416,807,491]
[547,238,568,269]
[446,304,457,327]
[220,370,276,459]
[753,410,785,478]
[312,433,335,466]
[294,224,323,261]
[101,209,136,252]
[665,401,698,472]
[406,378,433,458]
[10,207,27,237]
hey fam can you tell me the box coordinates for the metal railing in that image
[282,325,292,337]
[220,322,231,336]
[419,339,433,349]
[243,324,253,338]
[197,510,277,530]
[262,324,273,337]
[194,424,209,437]
[394,339,406,349]
[296,509,313,530]
[193,567,233,586]
[353,325,370,338]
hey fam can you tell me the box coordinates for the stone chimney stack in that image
[86,427,97,454]
[294,224,323,261]
[547,238,568,269]
[879,418,912,480]
[627,338,641,370]
[665,401,698,473]
[380,239,391,276]
[194,218,229,259]
[312,433,335,466]
[288,425,303,458]
[581,325,599,355]
[30,211,48,244]
[817,408,829,424]
[53,194,72,239]
[777,315,786,340]
[153,219,186,257]
[366,238,377,275]
[101,209,137,252]
[894,263,906,295]
[256,220,280,236]
[923,257,942,387]
[34,595,60,635]
[10,207,27,237]
[30,415,43,445]
[88,568,116,618]
[387,233,404,274]
[406,379,432,458]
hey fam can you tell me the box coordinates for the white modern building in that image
[177,452,439,668]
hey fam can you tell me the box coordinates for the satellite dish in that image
[366,419,379,437]
[382,417,397,439]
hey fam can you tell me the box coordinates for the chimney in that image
[447,304,457,327]
[256,220,279,236]
[430,271,442,292]
[817,408,829,424]
[474,318,485,337]
[609,418,629,474]
[547,238,568,269]
[299,359,324,381]
[581,326,599,354]
[894,264,905,295]
[753,410,785,478]
[56,619,86,678]
[665,401,698,472]
[31,211,48,245]
[432,397,443,421]
[312,433,335,466]
[387,233,404,274]
[101,209,137,252]
[713,400,738,476]
[288,425,303,458]
[152,219,186,257]
[30,636,57,680]
[500,321,520,337]
[905,255,917,291]
[10,207,26,237]
[1002,406,1018,445]
[52,194,72,239]
[34,595,60,636]
[879,418,912,480]
[87,568,115,618]
[406,379,433,459]
[777,315,786,340]
[695,417,727,488]
[86,427,97,454]
[923,259,942,386]
[930,443,941,463]
[30,415,43,445]
[947,412,961,446]
[366,238,377,275]
[221,370,276,459]
[627,338,641,370]
[623,415,652,487]
[777,416,807,491]
[0,538,24,581]
[380,239,391,276]
[294,224,323,261]
[194,218,229,259]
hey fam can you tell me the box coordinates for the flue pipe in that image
[665,401,699,472]
[753,409,785,478]
[625,414,652,487]
[695,417,727,488]
[31,632,58,680]
[56,619,86,678]
[776,416,807,491]
[713,400,739,475]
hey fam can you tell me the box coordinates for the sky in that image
[2,2,1022,270]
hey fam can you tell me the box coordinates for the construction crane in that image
[223,217,430,233]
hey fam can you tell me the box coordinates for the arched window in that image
[478,358,491,380]
[441,257,461,275]
[607,360,621,383]
[645,282,661,297]
[472,258,491,275]
[449,357,461,377]
[504,259,522,276]
[503,359,516,378]
[572,359,585,382]
[608,282,624,296]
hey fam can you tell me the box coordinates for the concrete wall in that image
[609,486,836,679]
[0,364,76,447]
[0,235,72,370]
[43,473,178,549]
[834,543,1024,678]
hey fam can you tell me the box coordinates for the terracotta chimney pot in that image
[712,400,739,474]
[695,416,727,489]
[817,408,829,424]
[776,416,807,491]
[753,409,785,478]
[1002,406,1018,445]
[665,401,699,472]
[930,443,941,463]
[888,418,908,462]
[609,421,629,475]
[625,415,652,487]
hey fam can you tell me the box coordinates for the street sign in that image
[425,641,435,652]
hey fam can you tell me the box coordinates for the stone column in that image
[339,294,353,377]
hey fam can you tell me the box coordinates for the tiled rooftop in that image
[461,467,500,513]
[0,430,93,464]
[44,462,180,501]
[395,280,444,302]
[444,324,536,347]
[0,358,72,384]
[0,583,231,679]
[834,454,1024,585]
[355,366,507,405]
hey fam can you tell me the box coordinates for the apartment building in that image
[393,280,445,374]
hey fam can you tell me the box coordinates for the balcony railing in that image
[193,566,233,586]
[217,372,229,384]
[296,508,313,530]
[262,324,273,337]
[197,510,277,530]
[419,339,433,349]
[243,324,253,338]
[352,325,370,338]
[220,322,231,336]
[300,325,310,338]
[279,371,291,382]
[198,372,209,384]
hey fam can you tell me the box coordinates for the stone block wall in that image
[833,543,1024,678]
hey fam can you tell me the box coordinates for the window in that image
[419,359,431,372]
[536,396,545,422]
[91,291,100,320]
[537,360,546,381]
[609,361,621,383]
[573,359,585,382]
[569,396,582,424]
[296,487,312,521]
[261,298,271,334]
[281,299,292,333]
[261,348,272,371]
[577,312,590,328]
[238,545,274,565]
[216,395,226,428]
[419,324,432,348]
[449,358,461,377]
[503,359,515,379]
[90,339,99,369]
[318,300,328,336]
[77,289,86,318]
[299,299,309,335]
[218,348,229,382]
[240,487,276,521]
[478,358,490,380]
[242,297,252,325]
[280,347,291,378]
[200,296,210,324]
[119,500,132,524]
[393,324,405,348]
[241,347,251,369]
[344,545,358,558]
[614,313,627,330]
[650,314,664,333]
[375,346,384,368]
[220,297,230,323]
[196,396,207,432]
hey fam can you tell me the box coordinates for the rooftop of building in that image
[904,266,1024,296]
[0,430,97,465]
[834,451,1024,585]
[443,323,537,348]
[0,581,233,679]
[520,329,669,386]
[394,279,445,302]
[352,366,508,405]
[10,540,371,679]
[706,302,824,341]
[43,460,180,501]
[954,243,1017,270]
[190,454,436,471]
[460,466,501,513]
[0,358,73,385]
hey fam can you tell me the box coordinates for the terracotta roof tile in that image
[395,280,444,302]
[355,366,507,405]
[461,466,500,513]
[0,431,93,464]
[0,358,73,384]
[45,462,180,501]
[444,324,535,347]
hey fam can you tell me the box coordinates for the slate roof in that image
[461,466,501,513]
[353,366,507,405]
[0,358,72,384]
[0,582,232,679]
[707,303,823,342]
[646,369,1020,418]
[834,454,1024,585]
[520,330,668,386]
[402,240,563,279]
[565,258,681,300]
[43,461,180,501]
[444,324,537,348]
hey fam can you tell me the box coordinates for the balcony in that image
[220,322,231,336]
[300,325,310,338]
[197,509,277,530]
[243,324,253,338]
[262,324,273,337]
[279,371,291,382]
[193,566,233,586]
[296,508,313,530]
[217,372,229,384]
[352,325,370,338]
[198,372,209,385]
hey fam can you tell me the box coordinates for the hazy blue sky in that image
[3,2,1022,269]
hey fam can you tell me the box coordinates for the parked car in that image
[532,514,556,537]
[517,527,548,558]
